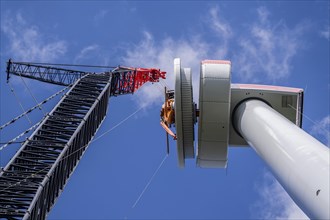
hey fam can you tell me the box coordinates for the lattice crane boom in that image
[6,59,166,96]
[1,59,166,220]
[1,73,111,219]
[6,59,89,86]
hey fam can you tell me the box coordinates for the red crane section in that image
[111,66,166,96]
[134,67,166,91]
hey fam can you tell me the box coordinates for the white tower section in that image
[233,99,330,220]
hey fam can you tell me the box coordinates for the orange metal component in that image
[160,87,176,140]
[160,99,175,126]
[160,121,176,140]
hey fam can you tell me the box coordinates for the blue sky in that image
[0,1,329,219]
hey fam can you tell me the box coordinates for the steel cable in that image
[14,61,117,69]
[0,120,42,151]
[0,105,145,192]
[7,81,32,124]
[17,72,46,116]
[0,85,70,130]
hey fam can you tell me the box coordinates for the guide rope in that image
[0,85,70,130]
[7,81,32,124]
[0,120,43,151]
[18,72,46,116]
[0,141,25,145]
[0,105,145,192]
[131,154,168,208]
[288,104,328,130]
[15,61,117,69]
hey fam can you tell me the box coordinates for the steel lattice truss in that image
[6,60,165,96]
[0,60,165,219]
[0,73,111,219]
[6,60,89,86]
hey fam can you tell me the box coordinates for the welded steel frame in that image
[6,61,137,96]
[110,70,137,96]
[6,60,89,86]
[0,73,111,219]
[6,60,165,96]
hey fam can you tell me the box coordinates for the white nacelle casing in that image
[197,60,231,168]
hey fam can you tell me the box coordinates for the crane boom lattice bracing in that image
[6,60,88,86]
[1,60,166,220]
[0,74,111,219]
[6,60,166,95]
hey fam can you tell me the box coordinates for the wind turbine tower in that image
[160,58,329,220]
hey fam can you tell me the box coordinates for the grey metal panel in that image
[0,73,111,220]
[229,84,304,146]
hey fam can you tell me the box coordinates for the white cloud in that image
[121,6,233,108]
[251,171,309,220]
[320,25,330,40]
[93,10,108,24]
[73,44,114,67]
[121,31,212,107]
[209,6,232,39]
[257,6,270,24]
[120,6,310,107]
[311,115,330,146]
[207,6,232,58]
[74,44,100,64]
[234,7,309,83]
[1,11,67,62]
